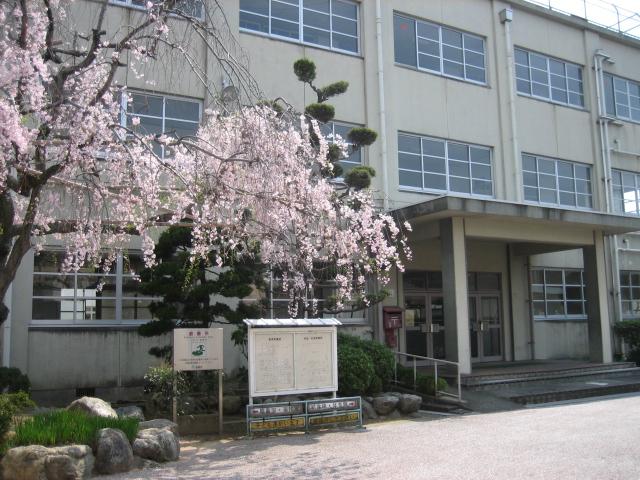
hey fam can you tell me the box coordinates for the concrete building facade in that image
[4,0,640,402]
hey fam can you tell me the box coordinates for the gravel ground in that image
[102,394,640,480]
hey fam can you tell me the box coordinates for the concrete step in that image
[509,378,640,405]
[462,363,639,389]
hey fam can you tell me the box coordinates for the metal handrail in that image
[393,351,462,402]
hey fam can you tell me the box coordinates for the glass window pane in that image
[241,0,270,15]
[417,21,439,40]
[470,147,491,165]
[122,299,153,321]
[566,302,584,315]
[533,301,546,316]
[524,186,539,201]
[464,34,484,54]
[465,66,486,83]
[531,269,545,284]
[427,271,443,289]
[477,273,500,290]
[449,176,471,194]
[304,10,330,29]
[399,153,421,171]
[547,301,565,316]
[442,28,462,47]
[399,170,422,188]
[549,59,565,76]
[33,275,74,297]
[443,60,464,78]
[532,285,545,300]
[551,88,568,104]
[32,299,75,321]
[418,38,440,56]
[522,155,537,171]
[442,45,463,63]
[540,188,557,203]
[531,68,549,84]
[424,173,447,190]
[165,99,200,121]
[532,83,550,98]
[515,49,529,65]
[422,138,445,157]
[332,0,357,19]
[272,1,299,21]
[419,54,441,72]
[129,94,163,116]
[271,18,299,38]
[471,164,492,180]
[565,271,582,285]
[539,173,556,189]
[448,143,468,161]
[332,16,357,36]
[546,286,564,300]
[517,79,532,95]
[240,10,269,31]
[558,177,575,192]
[404,272,426,290]
[530,53,547,70]
[449,160,470,178]
[423,156,446,174]
[516,64,530,80]
[523,171,538,187]
[545,270,563,284]
[305,27,331,46]
[304,0,328,12]
[394,15,417,67]
[398,134,421,153]
[472,180,493,196]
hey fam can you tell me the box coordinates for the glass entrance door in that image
[404,295,446,361]
[469,295,502,362]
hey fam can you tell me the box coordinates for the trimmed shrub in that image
[11,410,138,448]
[0,367,30,393]
[0,392,34,443]
[337,333,396,395]
[614,320,640,364]
[337,343,375,397]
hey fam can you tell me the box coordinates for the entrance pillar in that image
[440,218,472,374]
[582,232,613,363]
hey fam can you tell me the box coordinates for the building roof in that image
[243,318,342,328]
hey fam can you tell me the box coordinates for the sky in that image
[526,0,640,37]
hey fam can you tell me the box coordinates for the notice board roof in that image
[243,318,342,328]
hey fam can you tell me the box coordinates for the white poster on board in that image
[248,327,337,397]
[173,328,223,371]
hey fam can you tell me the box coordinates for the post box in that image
[382,306,403,349]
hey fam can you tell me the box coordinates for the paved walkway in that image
[104,394,640,480]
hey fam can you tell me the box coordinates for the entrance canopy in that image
[393,196,640,252]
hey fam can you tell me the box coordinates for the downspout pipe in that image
[375,0,389,211]
[500,8,523,202]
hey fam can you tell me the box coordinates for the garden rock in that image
[116,405,145,421]
[372,395,399,416]
[361,399,378,420]
[94,428,134,475]
[67,396,117,419]
[132,427,180,462]
[133,455,162,470]
[223,395,242,415]
[388,410,402,420]
[1,444,94,480]
[44,445,94,480]
[398,394,422,414]
[139,419,178,434]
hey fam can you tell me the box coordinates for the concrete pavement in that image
[103,393,640,480]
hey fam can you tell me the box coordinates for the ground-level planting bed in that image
[10,410,138,448]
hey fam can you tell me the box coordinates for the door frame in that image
[402,292,445,363]
[469,293,504,363]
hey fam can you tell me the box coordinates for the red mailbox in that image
[382,306,403,349]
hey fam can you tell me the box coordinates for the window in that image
[398,133,493,196]
[603,73,640,122]
[620,271,640,318]
[522,154,592,209]
[122,92,201,158]
[393,13,486,84]
[515,48,584,108]
[239,0,359,54]
[111,0,204,19]
[530,268,586,319]
[321,121,362,175]
[32,251,156,325]
[612,169,640,215]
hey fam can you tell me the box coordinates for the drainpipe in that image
[594,51,623,342]
[375,0,389,211]
[2,284,11,367]
[500,8,523,202]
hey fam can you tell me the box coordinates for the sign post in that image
[173,328,224,434]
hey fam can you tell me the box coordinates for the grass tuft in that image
[10,410,138,448]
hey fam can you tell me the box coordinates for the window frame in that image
[239,0,361,56]
[121,91,202,159]
[31,251,157,327]
[620,270,640,319]
[612,169,640,216]
[322,120,363,177]
[393,12,488,86]
[397,132,494,198]
[109,0,205,21]
[603,72,640,124]
[530,268,587,321]
[514,47,585,109]
[522,154,593,210]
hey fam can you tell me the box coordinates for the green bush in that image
[11,410,138,448]
[394,364,448,396]
[0,392,34,443]
[337,344,375,397]
[614,320,640,364]
[337,333,396,395]
[0,367,30,393]
[143,364,187,417]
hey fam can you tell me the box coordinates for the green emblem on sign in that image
[192,345,205,356]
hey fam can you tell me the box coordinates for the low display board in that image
[247,326,338,397]
[247,397,362,435]
[173,328,223,372]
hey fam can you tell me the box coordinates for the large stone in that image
[361,399,378,420]
[387,410,402,420]
[372,395,399,416]
[139,419,178,435]
[67,396,117,419]
[116,405,145,422]
[398,394,422,415]
[132,428,180,463]
[44,445,94,480]
[1,444,94,480]
[94,428,134,475]
[223,395,242,415]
